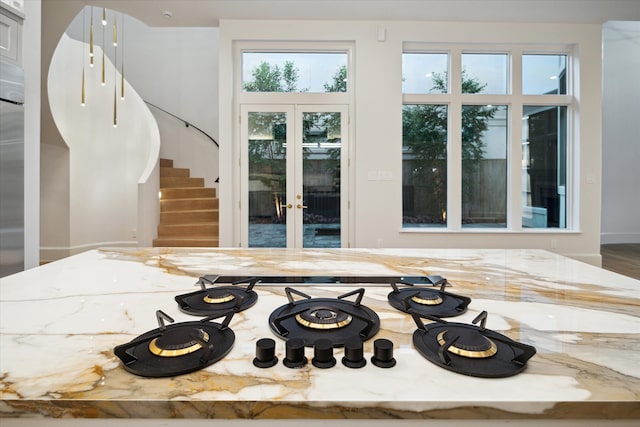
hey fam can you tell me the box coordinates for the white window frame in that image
[232,41,356,246]
[235,41,354,105]
[402,43,575,232]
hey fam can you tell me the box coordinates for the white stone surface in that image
[0,248,638,421]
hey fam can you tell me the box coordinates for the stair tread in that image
[161,208,219,213]
[156,158,219,248]
[161,197,217,201]
[159,221,220,228]
[153,238,219,247]
[160,187,214,190]
[156,237,218,240]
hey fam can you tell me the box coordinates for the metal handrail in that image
[144,100,219,147]
[144,100,219,182]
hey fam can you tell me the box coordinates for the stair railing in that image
[144,100,219,182]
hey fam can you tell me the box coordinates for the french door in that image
[240,105,349,248]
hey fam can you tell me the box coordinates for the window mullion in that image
[510,49,523,230]
[448,48,463,230]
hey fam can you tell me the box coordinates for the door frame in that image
[240,104,350,248]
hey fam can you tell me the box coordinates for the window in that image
[461,53,508,94]
[242,52,348,93]
[402,104,448,227]
[403,48,572,231]
[522,106,567,228]
[402,53,449,94]
[462,105,508,227]
[523,54,567,95]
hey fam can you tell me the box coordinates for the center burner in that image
[387,275,471,318]
[175,275,258,317]
[412,311,536,378]
[269,287,380,347]
[113,310,235,377]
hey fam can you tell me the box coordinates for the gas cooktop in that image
[113,274,536,378]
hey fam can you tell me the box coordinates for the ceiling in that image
[83,0,640,27]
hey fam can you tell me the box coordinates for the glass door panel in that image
[301,112,342,248]
[243,105,348,248]
[247,111,288,247]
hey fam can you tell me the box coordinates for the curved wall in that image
[47,33,159,253]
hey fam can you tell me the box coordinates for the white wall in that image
[41,5,216,260]
[118,19,219,188]
[22,0,40,268]
[219,20,604,265]
[63,10,220,186]
[601,21,640,245]
[47,34,159,253]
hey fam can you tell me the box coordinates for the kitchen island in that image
[0,247,639,426]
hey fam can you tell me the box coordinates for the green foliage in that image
[323,65,347,92]
[402,70,498,223]
[243,61,307,92]
[404,70,497,164]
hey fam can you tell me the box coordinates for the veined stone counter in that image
[0,248,638,425]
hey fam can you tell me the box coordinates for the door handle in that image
[282,203,293,209]
[296,204,308,209]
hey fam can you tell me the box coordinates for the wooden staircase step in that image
[160,187,216,199]
[157,223,219,237]
[160,209,219,225]
[160,177,205,188]
[161,197,219,211]
[152,237,219,247]
[154,158,219,248]
[160,167,190,178]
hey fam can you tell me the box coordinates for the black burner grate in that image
[113,310,235,377]
[175,275,258,317]
[412,311,536,378]
[269,287,380,347]
[387,275,471,318]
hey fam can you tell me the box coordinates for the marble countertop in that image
[0,247,639,421]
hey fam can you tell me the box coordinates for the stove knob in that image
[342,337,366,368]
[312,338,336,369]
[283,337,308,368]
[371,338,396,368]
[253,338,278,368]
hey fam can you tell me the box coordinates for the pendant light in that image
[113,15,118,127]
[113,16,117,47]
[81,7,86,106]
[89,6,94,67]
[120,14,125,100]
[101,16,105,86]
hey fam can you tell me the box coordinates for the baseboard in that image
[40,241,138,264]
[563,252,602,267]
[600,232,640,245]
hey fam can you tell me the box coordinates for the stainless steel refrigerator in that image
[0,60,25,277]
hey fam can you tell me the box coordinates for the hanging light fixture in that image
[113,16,117,47]
[113,39,118,128]
[83,7,126,124]
[120,14,125,100]
[81,7,86,106]
[113,10,118,127]
[89,6,94,67]
[101,10,105,86]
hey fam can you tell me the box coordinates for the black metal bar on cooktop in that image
[201,275,440,285]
